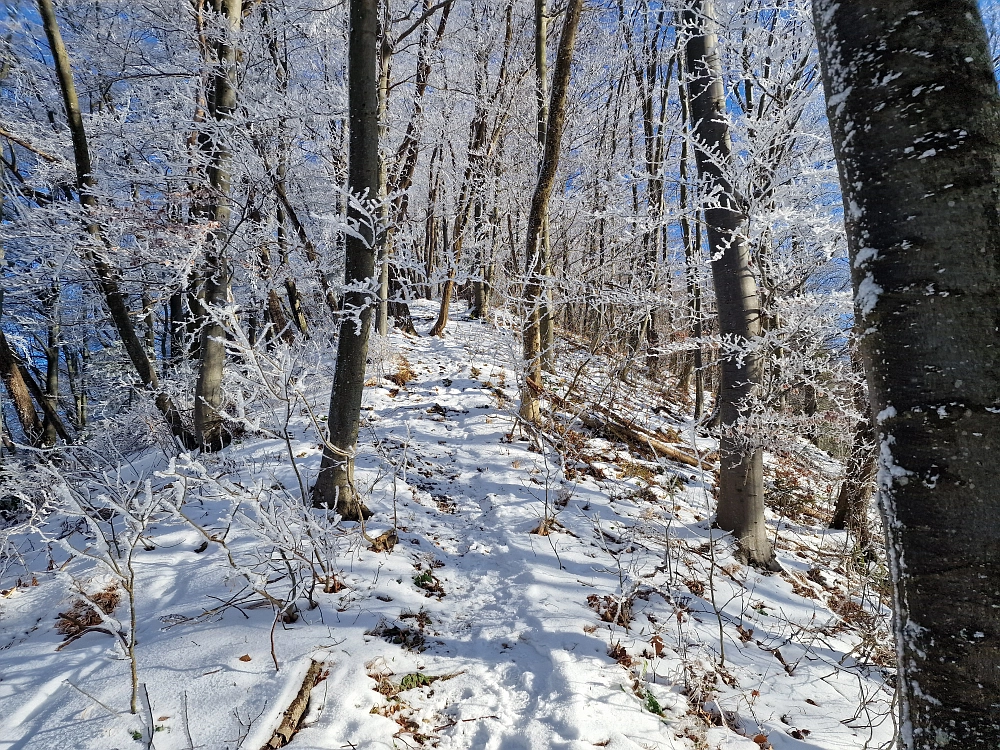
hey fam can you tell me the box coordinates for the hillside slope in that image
[0,303,893,750]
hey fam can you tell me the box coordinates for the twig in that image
[64,678,122,717]
[181,691,195,750]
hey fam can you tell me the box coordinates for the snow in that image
[0,303,894,750]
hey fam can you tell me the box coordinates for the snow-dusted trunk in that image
[534,0,555,374]
[37,0,194,448]
[0,329,42,443]
[194,0,241,452]
[312,0,381,520]
[683,1,775,569]
[814,1,1000,746]
[519,0,584,422]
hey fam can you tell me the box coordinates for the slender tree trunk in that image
[312,0,381,520]
[518,0,584,422]
[37,0,194,448]
[375,5,391,338]
[534,0,555,373]
[42,290,60,447]
[684,1,776,569]
[194,0,242,452]
[0,330,42,444]
[830,375,875,550]
[815,2,1000,745]
[678,50,704,420]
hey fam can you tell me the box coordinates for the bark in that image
[37,0,194,449]
[534,0,555,373]
[677,48,704,420]
[311,0,381,520]
[814,1,1000,745]
[0,329,42,443]
[194,0,242,452]
[519,0,585,422]
[684,1,776,569]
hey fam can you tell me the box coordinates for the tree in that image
[36,0,195,449]
[814,1,1000,745]
[311,0,382,520]
[194,0,242,452]
[683,0,776,569]
[519,0,585,422]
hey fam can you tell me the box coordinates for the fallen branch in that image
[261,660,325,749]
[578,413,701,468]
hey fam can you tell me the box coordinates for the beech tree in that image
[519,0,585,422]
[815,0,1000,745]
[683,0,776,569]
[311,0,381,520]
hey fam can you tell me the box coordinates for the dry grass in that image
[387,355,417,387]
[55,585,120,636]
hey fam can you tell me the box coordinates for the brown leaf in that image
[239,654,252,662]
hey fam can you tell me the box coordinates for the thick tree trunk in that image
[37,0,194,449]
[311,0,381,520]
[815,2,1000,746]
[684,1,775,568]
[519,0,584,422]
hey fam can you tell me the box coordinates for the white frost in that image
[856,273,883,316]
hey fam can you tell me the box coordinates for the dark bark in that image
[519,0,585,422]
[312,0,381,520]
[815,1,1000,745]
[684,0,776,568]
[37,0,194,449]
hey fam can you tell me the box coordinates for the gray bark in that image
[683,0,775,568]
[814,1,1000,746]
[312,0,382,520]
[194,0,241,452]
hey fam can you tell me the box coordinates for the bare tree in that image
[683,0,776,568]
[312,0,382,520]
[194,0,242,452]
[519,0,585,422]
[815,1,1000,745]
[37,0,194,449]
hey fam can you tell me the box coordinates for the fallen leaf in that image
[239,654,252,662]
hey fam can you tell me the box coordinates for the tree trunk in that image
[194,0,242,452]
[311,0,381,520]
[677,50,704,421]
[37,0,195,449]
[0,330,42,444]
[815,1,1000,745]
[534,0,555,373]
[519,0,584,422]
[684,1,776,569]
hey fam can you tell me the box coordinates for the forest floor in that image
[0,301,895,750]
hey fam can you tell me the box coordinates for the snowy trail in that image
[0,304,893,750]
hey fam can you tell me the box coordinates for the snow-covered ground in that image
[0,302,894,750]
